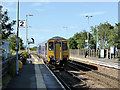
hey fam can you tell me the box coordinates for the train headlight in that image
[63,55,68,58]
[49,55,53,58]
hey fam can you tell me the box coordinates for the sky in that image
[1,1,118,48]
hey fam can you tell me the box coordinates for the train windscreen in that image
[49,42,53,51]
[62,41,68,50]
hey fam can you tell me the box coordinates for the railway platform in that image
[6,54,64,89]
[70,56,120,78]
[70,56,120,69]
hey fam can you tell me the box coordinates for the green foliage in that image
[68,38,78,49]
[30,46,37,51]
[8,62,16,77]
[2,74,11,88]
[3,33,25,51]
[2,10,16,39]
[68,30,96,49]
[68,22,120,49]
[20,51,29,64]
[92,22,120,49]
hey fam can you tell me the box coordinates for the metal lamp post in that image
[26,14,33,52]
[16,0,19,74]
[85,15,93,56]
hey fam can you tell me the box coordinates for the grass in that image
[2,74,11,88]
[2,62,16,89]
[115,56,120,59]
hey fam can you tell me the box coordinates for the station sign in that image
[19,20,25,28]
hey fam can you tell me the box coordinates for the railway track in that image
[49,64,96,89]
[34,53,120,89]
[68,60,120,88]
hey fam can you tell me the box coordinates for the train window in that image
[49,42,53,51]
[62,41,68,51]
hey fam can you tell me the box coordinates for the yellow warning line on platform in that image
[31,55,44,64]
[31,54,46,89]
[31,55,38,62]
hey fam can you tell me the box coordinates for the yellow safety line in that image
[31,54,46,89]
[31,55,38,62]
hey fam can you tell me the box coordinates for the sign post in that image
[16,0,19,75]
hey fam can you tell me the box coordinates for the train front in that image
[47,36,69,66]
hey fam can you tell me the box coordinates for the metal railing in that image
[1,53,22,79]
[70,49,120,58]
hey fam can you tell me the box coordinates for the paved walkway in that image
[70,55,120,69]
[6,60,37,89]
[6,55,47,89]
[6,55,61,89]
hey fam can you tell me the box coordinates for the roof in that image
[48,36,66,40]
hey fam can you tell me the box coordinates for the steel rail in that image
[68,60,120,88]
[68,60,120,81]
[64,69,96,89]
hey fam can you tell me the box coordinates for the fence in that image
[0,53,22,79]
[70,49,120,58]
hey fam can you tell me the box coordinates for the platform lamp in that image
[26,14,33,52]
[85,15,93,57]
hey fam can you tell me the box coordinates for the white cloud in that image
[80,11,106,16]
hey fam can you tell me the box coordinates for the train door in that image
[55,43,61,60]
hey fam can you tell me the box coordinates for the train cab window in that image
[49,42,53,51]
[62,41,68,51]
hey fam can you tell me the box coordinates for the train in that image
[37,36,69,67]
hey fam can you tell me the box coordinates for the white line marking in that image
[32,55,46,89]
[40,58,65,90]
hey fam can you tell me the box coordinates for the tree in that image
[68,37,78,49]
[2,10,16,39]
[91,22,119,49]
[4,33,24,51]
[30,46,37,51]
[107,24,120,49]
[76,31,87,49]
[88,32,96,49]
[115,23,120,49]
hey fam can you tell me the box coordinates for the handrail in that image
[1,53,22,78]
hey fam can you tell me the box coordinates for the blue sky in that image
[1,2,118,47]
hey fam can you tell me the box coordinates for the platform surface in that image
[6,60,37,88]
[70,55,120,69]
[6,55,63,89]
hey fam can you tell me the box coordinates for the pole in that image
[16,0,19,75]
[0,5,2,90]
[96,28,98,57]
[85,15,93,57]
[26,15,28,52]
[87,17,89,50]
[19,43,20,53]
